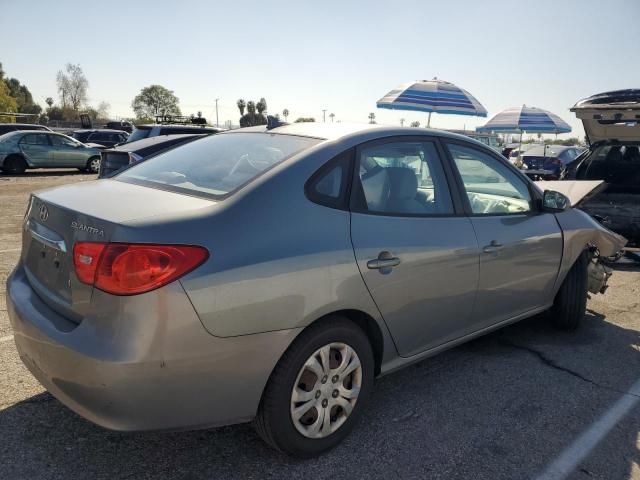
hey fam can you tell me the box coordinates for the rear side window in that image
[117,133,320,198]
[20,133,49,145]
[305,150,352,209]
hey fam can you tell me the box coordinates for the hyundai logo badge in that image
[39,204,49,222]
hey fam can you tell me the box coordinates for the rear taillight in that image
[73,242,208,295]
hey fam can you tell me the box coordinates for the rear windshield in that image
[127,127,152,143]
[116,132,321,198]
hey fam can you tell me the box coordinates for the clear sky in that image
[1,0,639,139]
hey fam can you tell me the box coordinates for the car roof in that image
[225,122,479,144]
[72,128,127,133]
[136,124,222,130]
[108,133,205,152]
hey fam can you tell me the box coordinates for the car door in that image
[18,133,52,166]
[50,134,86,167]
[443,140,563,327]
[349,137,480,357]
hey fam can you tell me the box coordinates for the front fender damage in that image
[553,208,627,295]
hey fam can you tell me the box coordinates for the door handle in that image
[482,240,504,254]
[367,252,400,270]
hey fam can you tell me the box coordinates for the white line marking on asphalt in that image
[535,378,640,480]
[0,248,21,253]
[0,335,14,343]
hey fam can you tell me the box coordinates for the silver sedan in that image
[6,123,626,457]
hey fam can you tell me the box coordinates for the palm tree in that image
[45,97,54,108]
[400,118,405,127]
[368,112,376,124]
[410,121,420,128]
[329,113,335,122]
[257,97,267,115]
[237,99,246,116]
[282,108,289,121]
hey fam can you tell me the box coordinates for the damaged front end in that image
[586,245,613,294]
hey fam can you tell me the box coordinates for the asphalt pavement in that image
[1,171,639,480]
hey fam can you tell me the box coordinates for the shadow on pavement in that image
[1,309,639,479]
[0,169,93,178]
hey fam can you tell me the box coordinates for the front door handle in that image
[367,251,400,270]
[482,240,504,254]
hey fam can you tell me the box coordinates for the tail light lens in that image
[73,242,208,295]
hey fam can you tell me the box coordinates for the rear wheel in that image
[86,156,101,174]
[255,317,374,457]
[3,154,27,174]
[550,252,589,330]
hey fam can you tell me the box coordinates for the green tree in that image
[45,97,54,108]
[294,117,315,122]
[410,121,420,127]
[282,108,289,121]
[0,81,18,122]
[131,85,181,119]
[56,63,88,110]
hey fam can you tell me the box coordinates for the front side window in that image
[447,143,532,215]
[117,133,320,198]
[356,141,453,215]
[50,135,79,148]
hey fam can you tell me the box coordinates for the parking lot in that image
[1,171,639,480]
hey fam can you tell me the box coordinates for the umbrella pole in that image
[518,130,524,168]
[427,112,432,128]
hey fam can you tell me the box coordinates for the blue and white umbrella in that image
[476,105,571,134]
[376,78,487,127]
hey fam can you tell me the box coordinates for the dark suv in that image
[0,124,51,136]
[70,129,129,148]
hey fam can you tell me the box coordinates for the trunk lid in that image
[22,180,215,322]
[571,90,640,145]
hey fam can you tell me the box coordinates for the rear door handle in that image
[367,252,401,270]
[482,240,504,254]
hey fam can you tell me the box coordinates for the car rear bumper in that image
[6,263,300,431]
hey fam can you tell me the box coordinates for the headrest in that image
[387,167,418,199]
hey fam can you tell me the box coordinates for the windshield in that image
[116,132,321,198]
[127,127,152,143]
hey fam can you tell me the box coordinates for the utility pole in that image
[215,99,219,127]
[322,109,327,123]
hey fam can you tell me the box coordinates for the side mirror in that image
[542,190,571,212]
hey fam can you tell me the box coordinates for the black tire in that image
[86,156,101,174]
[255,316,374,457]
[3,154,27,174]
[550,252,589,330]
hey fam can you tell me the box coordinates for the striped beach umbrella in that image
[476,105,571,134]
[376,78,487,127]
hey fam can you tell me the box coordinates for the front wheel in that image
[86,156,101,174]
[550,252,589,330]
[255,317,374,457]
[3,154,27,174]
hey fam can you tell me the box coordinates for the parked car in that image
[104,120,134,133]
[0,123,51,136]
[99,134,205,178]
[7,123,625,457]
[126,124,223,143]
[0,130,102,174]
[70,129,129,149]
[521,145,584,179]
[567,89,640,249]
